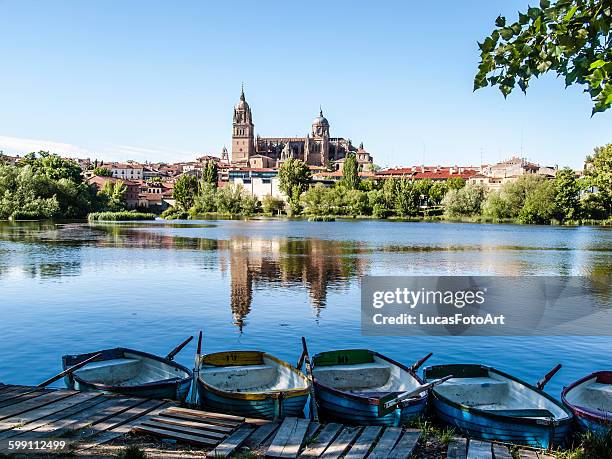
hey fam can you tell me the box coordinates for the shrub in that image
[161,207,189,220]
[443,183,487,218]
[262,194,285,214]
[87,211,157,221]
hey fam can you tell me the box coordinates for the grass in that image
[88,211,157,221]
[116,445,148,459]
[227,449,258,459]
[409,417,455,445]
[553,430,612,459]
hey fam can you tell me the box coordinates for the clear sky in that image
[0,0,609,168]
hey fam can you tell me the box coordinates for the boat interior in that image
[436,371,570,420]
[200,354,308,394]
[313,354,422,397]
[565,375,612,413]
[74,351,189,386]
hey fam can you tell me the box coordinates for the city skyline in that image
[0,1,610,169]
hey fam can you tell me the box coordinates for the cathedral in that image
[231,87,373,169]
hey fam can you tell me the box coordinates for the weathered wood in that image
[447,438,468,459]
[0,392,99,432]
[267,417,298,458]
[298,423,342,458]
[388,429,420,459]
[132,424,219,446]
[140,419,227,440]
[344,425,382,459]
[518,450,539,459]
[536,453,556,459]
[163,410,243,428]
[0,389,49,408]
[320,426,362,459]
[21,396,138,439]
[146,415,234,434]
[76,402,175,450]
[304,422,320,443]
[210,424,255,457]
[368,427,403,459]
[0,391,75,421]
[0,395,107,440]
[492,444,513,459]
[165,406,244,423]
[467,440,493,459]
[70,399,165,439]
[244,422,280,449]
[0,387,31,401]
[280,418,310,458]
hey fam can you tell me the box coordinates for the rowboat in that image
[62,338,194,402]
[423,363,573,448]
[562,371,612,436]
[196,350,310,419]
[309,349,430,426]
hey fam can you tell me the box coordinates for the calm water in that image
[0,219,610,398]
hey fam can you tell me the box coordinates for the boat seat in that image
[314,362,391,390]
[437,377,509,406]
[74,358,142,384]
[585,383,612,396]
[202,364,276,391]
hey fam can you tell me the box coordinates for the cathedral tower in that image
[232,86,255,164]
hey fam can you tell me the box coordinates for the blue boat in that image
[196,351,310,420]
[423,363,573,448]
[562,371,612,437]
[63,346,193,402]
[310,349,429,426]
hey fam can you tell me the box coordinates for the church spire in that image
[319,105,323,117]
[240,83,245,101]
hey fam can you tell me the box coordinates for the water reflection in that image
[0,221,609,332]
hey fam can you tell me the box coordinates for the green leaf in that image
[519,12,530,25]
[495,15,506,27]
[501,27,514,40]
[563,5,578,22]
[528,7,541,19]
[540,0,550,8]
[589,60,607,70]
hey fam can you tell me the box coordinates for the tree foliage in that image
[100,180,127,212]
[341,153,360,189]
[443,183,488,218]
[93,167,113,177]
[554,167,581,220]
[582,143,612,216]
[202,161,218,186]
[173,174,198,210]
[475,0,612,114]
[278,158,311,214]
[19,151,83,182]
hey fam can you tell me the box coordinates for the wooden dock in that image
[0,384,557,458]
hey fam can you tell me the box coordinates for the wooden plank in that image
[518,450,539,459]
[164,406,244,423]
[344,425,382,459]
[0,391,76,421]
[70,399,165,440]
[320,426,362,459]
[279,418,310,458]
[447,438,468,459]
[267,417,299,458]
[210,424,255,457]
[0,392,100,431]
[0,386,28,398]
[147,415,234,434]
[536,453,556,459]
[467,440,493,459]
[388,429,421,459]
[304,422,320,444]
[132,424,219,446]
[492,444,513,459]
[298,423,342,458]
[76,402,174,450]
[0,389,49,408]
[0,394,107,440]
[25,396,145,439]
[244,422,280,449]
[139,419,226,440]
[368,427,403,459]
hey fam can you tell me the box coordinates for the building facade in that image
[231,88,373,169]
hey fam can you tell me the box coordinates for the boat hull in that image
[63,347,193,402]
[562,371,612,437]
[196,377,308,419]
[314,381,426,426]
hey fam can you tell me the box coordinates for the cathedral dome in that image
[313,109,329,127]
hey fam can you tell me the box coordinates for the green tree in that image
[475,0,612,114]
[443,183,488,218]
[428,181,448,205]
[582,143,612,218]
[554,167,581,220]
[20,151,83,183]
[278,158,311,214]
[93,167,113,177]
[394,178,419,217]
[262,194,285,215]
[202,161,218,186]
[100,180,127,212]
[447,177,466,190]
[341,153,360,189]
[173,174,198,210]
[482,175,547,219]
[192,182,217,214]
[519,179,558,223]
[300,183,331,216]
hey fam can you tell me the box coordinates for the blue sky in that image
[0,1,609,168]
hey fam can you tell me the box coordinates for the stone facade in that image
[231,88,373,168]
